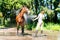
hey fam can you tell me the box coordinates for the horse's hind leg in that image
[20,22,24,35]
[21,26,24,35]
[17,22,19,35]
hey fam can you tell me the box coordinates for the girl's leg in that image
[35,30,38,37]
[40,23,43,34]
[40,23,47,36]
[35,23,40,37]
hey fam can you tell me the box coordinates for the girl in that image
[33,10,45,37]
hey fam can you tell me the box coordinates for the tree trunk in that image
[53,1,59,23]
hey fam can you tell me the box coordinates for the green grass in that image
[44,22,60,31]
[0,25,5,28]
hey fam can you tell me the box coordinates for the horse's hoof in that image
[17,33,24,36]
[34,35,38,37]
[17,33,19,36]
[21,33,24,36]
[32,35,38,37]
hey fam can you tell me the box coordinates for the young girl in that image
[33,10,45,36]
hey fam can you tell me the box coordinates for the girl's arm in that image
[33,17,38,21]
[32,14,40,21]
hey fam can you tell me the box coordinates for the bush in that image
[25,24,32,30]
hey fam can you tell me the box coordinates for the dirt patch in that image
[0,28,60,40]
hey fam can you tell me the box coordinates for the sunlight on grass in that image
[44,22,60,31]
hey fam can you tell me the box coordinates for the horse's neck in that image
[18,11,24,17]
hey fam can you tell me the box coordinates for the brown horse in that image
[16,6,30,35]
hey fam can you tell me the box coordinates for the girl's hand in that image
[32,19,35,21]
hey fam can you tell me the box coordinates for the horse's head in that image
[22,6,30,14]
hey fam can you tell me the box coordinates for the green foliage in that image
[55,8,60,12]
[25,24,32,30]
[5,18,10,27]
[55,3,60,12]
[0,0,2,5]
[0,12,3,17]
[3,0,20,9]
[0,0,32,10]
[52,0,55,3]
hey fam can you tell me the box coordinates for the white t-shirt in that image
[37,13,44,23]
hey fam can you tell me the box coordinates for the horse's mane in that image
[16,8,23,16]
[19,8,22,13]
[16,6,27,15]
